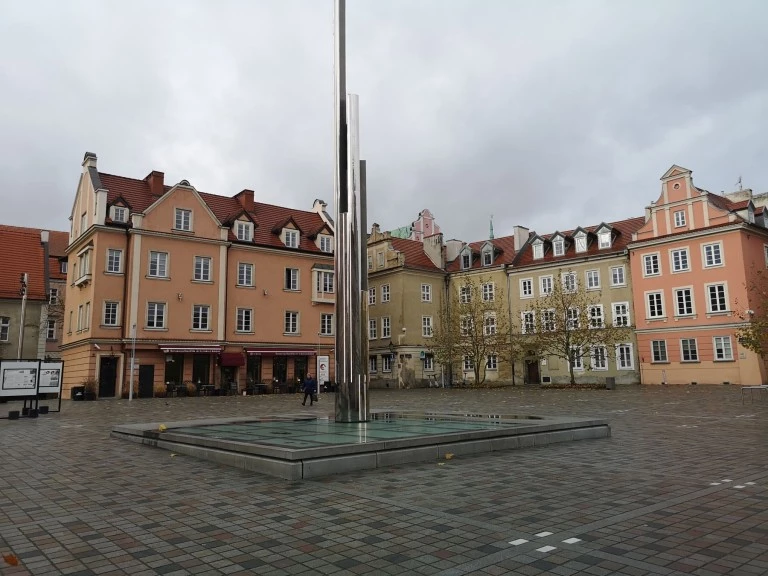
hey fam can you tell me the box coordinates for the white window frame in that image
[612,302,630,327]
[486,354,497,370]
[591,346,608,370]
[540,275,553,295]
[421,284,432,302]
[461,251,471,270]
[566,307,580,330]
[368,286,376,305]
[146,302,166,329]
[553,238,565,256]
[369,356,377,373]
[541,309,556,332]
[482,282,495,302]
[575,233,588,253]
[192,304,210,331]
[460,285,471,303]
[284,311,299,334]
[532,242,544,260]
[194,256,212,282]
[382,354,392,373]
[422,315,433,337]
[616,343,634,370]
[570,346,583,370]
[713,336,734,361]
[646,291,665,319]
[46,319,56,340]
[702,242,724,268]
[112,206,127,223]
[236,221,253,242]
[174,208,192,231]
[670,247,690,273]
[642,253,660,277]
[381,316,391,338]
[482,249,493,266]
[673,287,694,317]
[238,263,254,287]
[381,284,390,303]
[598,231,612,249]
[463,355,474,371]
[484,313,497,336]
[705,282,728,313]
[586,269,600,290]
[103,301,119,326]
[0,316,10,341]
[680,338,698,362]
[148,251,168,278]
[369,318,377,340]
[673,210,686,228]
[424,355,435,371]
[107,249,123,274]
[320,313,333,336]
[377,252,384,267]
[367,255,373,270]
[49,288,59,304]
[521,311,535,334]
[562,272,577,293]
[319,235,333,253]
[284,229,299,248]
[520,278,533,299]
[285,268,299,291]
[588,304,604,328]
[610,266,625,287]
[651,340,668,363]
[236,308,253,332]
[460,315,472,336]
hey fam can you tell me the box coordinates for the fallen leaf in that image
[170,453,177,458]
[158,424,167,432]
[437,462,445,466]
[2,554,19,566]
[445,453,454,460]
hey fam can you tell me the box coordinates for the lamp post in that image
[129,323,136,401]
[17,273,28,359]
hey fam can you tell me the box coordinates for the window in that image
[194,256,211,281]
[483,249,493,266]
[460,315,472,336]
[284,268,299,290]
[598,231,611,249]
[80,212,86,236]
[522,311,535,334]
[540,275,553,295]
[586,270,600,289]
[381,317,391,338]
[612,302,630,327]
[368,287,376,305]
[570,346,583,370]
[463,356,474,371]
[46,320,56,340]
[382,355,392,372]
[84,302,90,329]
[520,279,533,298]
[421,284,432,302]
[616,344,634,369]
[0,317,9,341]
[647,292,664,318]
[60,260,68,274]
[671,248,689,272]
[238,263,253,286]
[713,336,733,361]
[460,285,471,303]
[592,346,607,370]
[589,305,604,328]
[369,356,377,373]
[149,251,168,277]
[575,234,587,253]
[77,305,83,330]
[49,288,59,304]
[113,206,127,223]
[369,319,377,340]
[319,235,333,253]
[175,208,192,231]
[381,284,390,303]
[461,252,471,269]
[103,301,119,326]
[707,283,728,312]
[566,307,580,330]
[486,355,497,370]
[422,316,433,337]
[284,311,299,334]
[484,313,496,335]
[673,210,686,228]
[320,313,333,336]
[377,252,384,267]
[610,266,625,286]
[236,221,253,242]
[147,302,166,328]
[285,229,299,248]
[541,309,556,332]
[674,288,693,316]
[424,355,434,371]
[703,243,723,267]
[533,242,543,259]
[681,338,698,362]
[482,282,495,301]
[553,238,565,256]
[643,253,660,276]
[562,272,576,293]
[107,249,123,273]
[236,308,253,332]
[367,255,373,270]
[651,340,667,362]
[192,305,210,330]
[68,311,72,333]
[316,271,334,294]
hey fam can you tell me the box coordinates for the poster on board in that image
[38,362,64,395]
[317,355,330,387]
[0,361,40,398]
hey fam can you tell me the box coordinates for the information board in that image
[38,362,63,394]
[0,361,40,398]
[317,355,330,387]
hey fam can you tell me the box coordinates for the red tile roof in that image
[387,238,443,271]
[0,225,63,300]
[445,235,519,272]
[97,172,329,253]
[513,216,646,269]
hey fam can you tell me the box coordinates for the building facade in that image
[61,152,336,398]
[629,165,768,385]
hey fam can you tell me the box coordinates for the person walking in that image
[302,373,317,406]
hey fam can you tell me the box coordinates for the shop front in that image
[244,348,317,393]
[159,345,221,395]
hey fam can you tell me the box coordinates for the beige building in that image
[508,217,645,385]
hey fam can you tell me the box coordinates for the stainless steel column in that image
[334,0,369,422]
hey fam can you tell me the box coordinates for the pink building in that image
[629,165,768,385]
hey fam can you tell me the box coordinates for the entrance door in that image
[192,354,211,385]
[98,357,118,398]
[293,356,308,385]
[525,358,540,385]
[247,355,262,386]
[221,367,238,394]
[273,356,287,383]
[138,365,154,398]
[165,354,184,389]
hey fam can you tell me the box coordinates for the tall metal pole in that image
[129,323,136,401]
[334,0,369,422]
[17,273,28,359]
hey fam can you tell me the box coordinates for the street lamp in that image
[129,323,136,401]
[17,273,28,359]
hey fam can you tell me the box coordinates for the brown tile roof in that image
[445,235,519,272]
[48,231,69,257]
[387,238,443,271]
[0,225,56,300]
[626,221,762,245]
[513,216,645,269]
[96,172,329,253]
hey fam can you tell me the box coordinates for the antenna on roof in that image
[489,214,494,240]
[737,176,743,191]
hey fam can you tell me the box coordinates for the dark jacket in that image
[302,377,317,394]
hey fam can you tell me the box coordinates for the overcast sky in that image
[1,0,766,242]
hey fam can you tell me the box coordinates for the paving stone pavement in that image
[1,385,767,575]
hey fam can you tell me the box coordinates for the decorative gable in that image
[660,165,692,180]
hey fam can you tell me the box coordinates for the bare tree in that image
[522,268,632,385]
[430,275,513,385]
[735,268,768,358]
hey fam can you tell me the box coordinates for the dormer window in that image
[236,221,253,242]
[575,233,587,253]
[553,238,565,256]
[112,206,127,223]
[319,235,333,253]
[598,230,611,249]
[175,208,192,231]
[461,251,471,270]
[285,229,299,248]
[482,249,493,266]
[532,241,543,260]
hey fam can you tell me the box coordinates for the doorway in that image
[247,355,262,386]
[165,354,184,388]
[221,366,238,394]
[192,354,211,386]
[138,365,154,398]
[525,357,540,385]
[98,356,117,398]
[293,356,308,386]
[273,356,287,383]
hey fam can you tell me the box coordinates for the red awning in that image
[245,348,316,356]
[159,345,222,354]
[219,352,245,367]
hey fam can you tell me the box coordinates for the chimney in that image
[145,170,165,196]
[512,225,529,251]
[82,151,97,170]
[371,223,380,234]
[235,189,254,210]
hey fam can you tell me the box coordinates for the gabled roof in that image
[387,238,443,271]
[445,235,518,272]
[513,216,645,269]
[0,226,67,300]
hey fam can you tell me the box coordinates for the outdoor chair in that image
[741,384,768,404]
